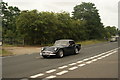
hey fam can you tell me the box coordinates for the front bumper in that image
[40,51,56,56]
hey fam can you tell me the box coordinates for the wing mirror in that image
[69,44,75,47]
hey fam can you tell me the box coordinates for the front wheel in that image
[42,55,49,58]
[57,50,64,58]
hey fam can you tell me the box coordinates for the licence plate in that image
[43,52,49,55]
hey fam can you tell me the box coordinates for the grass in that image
[76,40,106,45]
[3,39,107,47]
[3,44,15,47]
[1,39,107,57]
[0,49,14,57]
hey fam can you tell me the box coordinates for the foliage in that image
[16,11,86,45]
[72,2,105,39]
[1,2,20,44]
[104,26,118,38]
[2,2,119,45]
[76,39,106,45]
[1,49,13,56]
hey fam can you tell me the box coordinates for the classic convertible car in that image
[40,39,81,58]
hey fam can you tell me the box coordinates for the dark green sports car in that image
[40,39,81,58]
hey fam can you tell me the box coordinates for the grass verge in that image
[2,39,107,57]
[76,40,107,45]
[0,49,14,57]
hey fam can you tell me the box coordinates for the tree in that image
[105,26,118,37]
[72,2,104,39]
[16,10,40,45]
[1,2,20,44]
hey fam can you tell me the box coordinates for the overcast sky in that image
[3,0,119,28]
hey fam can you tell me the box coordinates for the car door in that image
[66,41,75,54]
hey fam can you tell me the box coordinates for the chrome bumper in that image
[40,51,56,56]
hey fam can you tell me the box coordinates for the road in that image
[2,41,119,80]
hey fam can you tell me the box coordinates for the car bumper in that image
[40,51,56,56]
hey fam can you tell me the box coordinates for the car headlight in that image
[54,48,58,51]
[41,47,44,51]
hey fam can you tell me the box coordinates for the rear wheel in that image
[57,50,64,58]
[74,48,79,54]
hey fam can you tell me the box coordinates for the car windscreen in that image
[54,41,69,46]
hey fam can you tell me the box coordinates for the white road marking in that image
[68,63,77,66]
[101,56,106,58]
[97,54,103,56]
[92,56,97,58]
[58,66,68,69]
[104,54,109,57]
[30,73,44,78]
[91,59,97,62]
[46,75,56,79]
[78,64,86,67]
[29,48,118,78]
[93,55,99,58]
[108,53,113,55]
[86,61,93,64]
[83,58,89,61]
[101,52,107,55]
[56,70,68,75]
[42,75,56,80]
[89,56,95,59]
[69,66,78,70]
[46,69,56,73]
[76,61,83,63]
[97,57,103,60]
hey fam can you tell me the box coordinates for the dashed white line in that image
[83,58,89,61]
[91,59,97,62]
[97,57,103,60]
[101,52,107,55]
[56,70,68,75]
[108,53,113,55]
[46,69,56,73]
[58,66,68,69]
[30,73,44,78]
[29,48,118,78]
[93,55,99,58]
[46,75,56,79]
[104,54,110,57]
[86,61,93,64]
[68,63,77,66]
[76,61,83,63]
[42,75,56,80]
[89,57,94,59]
[69,66,78,70]
[101,56,106,58]
[78,64,86,67]
[97,53,102,56]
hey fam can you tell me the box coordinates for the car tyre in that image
[57,49,64,58]
[42,55,48,58]
[74,48,79,54]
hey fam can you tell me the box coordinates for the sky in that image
[3,0,119,28]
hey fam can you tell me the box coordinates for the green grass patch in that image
[3,44,15,47]
[1,49,14,56]
[3,40,107,47]
[76,40,106,45]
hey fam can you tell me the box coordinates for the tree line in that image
[1,2,119,45]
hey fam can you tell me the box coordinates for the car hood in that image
[43,45,66,52]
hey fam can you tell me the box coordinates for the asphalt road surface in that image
[2,41,119,80]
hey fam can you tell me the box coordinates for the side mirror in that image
[69,44,75,47]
